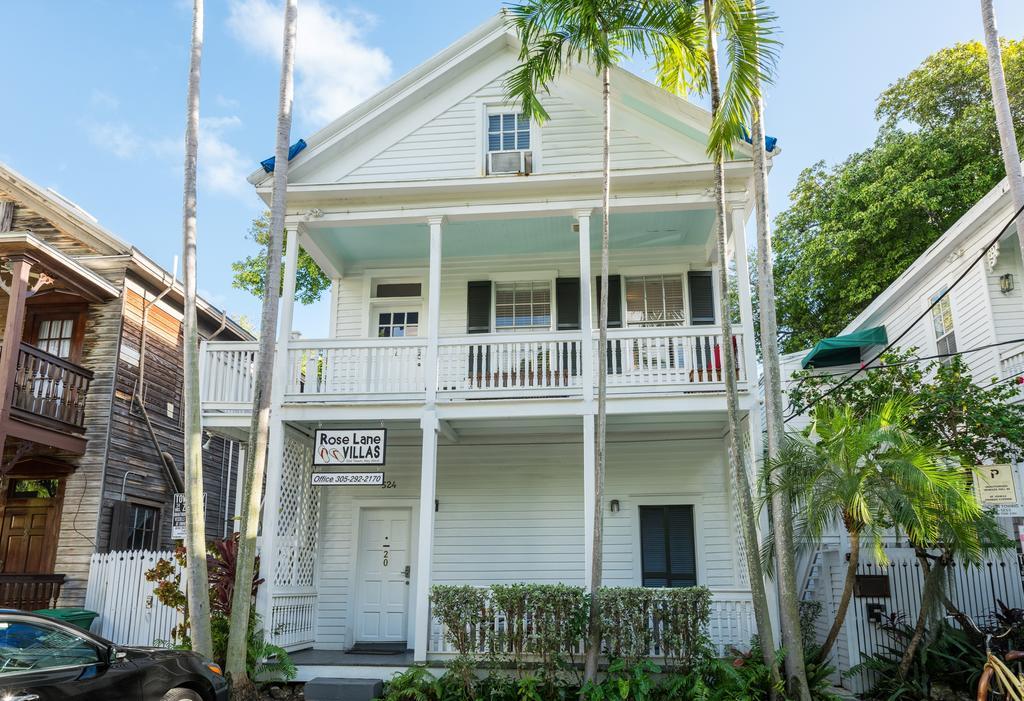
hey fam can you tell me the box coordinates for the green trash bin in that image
[33,608,99,632]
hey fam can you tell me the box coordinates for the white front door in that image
[355,508,411,643]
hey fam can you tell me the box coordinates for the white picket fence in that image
[84,550,184,646]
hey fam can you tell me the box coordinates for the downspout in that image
[134,257,185,494]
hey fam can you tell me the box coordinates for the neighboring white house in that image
[778,173,1024,691]
[201,15,770,678]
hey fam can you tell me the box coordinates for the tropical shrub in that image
[146,537,295,683]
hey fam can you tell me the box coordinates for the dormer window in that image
[486,111,533,175]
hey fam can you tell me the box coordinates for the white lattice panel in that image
[275,433,320,589]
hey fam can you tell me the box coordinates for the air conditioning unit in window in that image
[487,150,533,175]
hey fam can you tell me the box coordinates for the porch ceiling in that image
[306,209,715,270]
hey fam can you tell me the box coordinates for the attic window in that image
[488,113,530,152]
[486,112,533,175]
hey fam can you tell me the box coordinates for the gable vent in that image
[487,150,532,176]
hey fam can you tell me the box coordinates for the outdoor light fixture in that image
[1001,273,1015,294]
[610,499,620,513]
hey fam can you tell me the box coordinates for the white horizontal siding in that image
[333,247,712,340]
[314,436,734,649]
[342,73,685,184]
[989,241,1024,346]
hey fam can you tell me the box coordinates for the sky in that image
[2,1,1024,338]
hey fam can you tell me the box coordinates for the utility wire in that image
[783,200,1024,423]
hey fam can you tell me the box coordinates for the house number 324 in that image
[381,480,397,489]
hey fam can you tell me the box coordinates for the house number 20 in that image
[383,550,390,567]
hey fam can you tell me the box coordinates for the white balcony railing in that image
[602,327,744,388]
[285,338,427,398]
[438,332,584,398]
[1000,342,1024,381]
[200,327,746,407]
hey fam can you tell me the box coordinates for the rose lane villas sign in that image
[312,429,388,487]
[314,428,387,466]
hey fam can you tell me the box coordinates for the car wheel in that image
[160,689,203,701]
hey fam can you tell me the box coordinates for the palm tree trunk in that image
[748,25,811,701]
[817,528,859,663]
[225,0,297,695]
[980,0,1024,243]
[181,0,212,660]
[583,61,611,686]
[898,551,947,678]
[703,1,780,691]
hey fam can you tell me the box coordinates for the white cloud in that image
[90,90,120,110]
[227,0,392,127]
[86,116,252,200]
[198,116,251,198]
[87,122,144,159]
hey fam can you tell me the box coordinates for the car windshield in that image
[0,620,100,674]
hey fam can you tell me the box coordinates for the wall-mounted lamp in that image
[435,499,439,513]
[1001,273,1015,294]
[609,499,620,513]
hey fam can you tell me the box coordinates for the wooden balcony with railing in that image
[201,326,747,410]
[0,573,65,610]
[8,343,93,431]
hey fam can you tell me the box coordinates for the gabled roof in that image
[0,161,253,341]
[248,12,750,191]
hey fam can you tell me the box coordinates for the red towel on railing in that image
[712,336,739,371]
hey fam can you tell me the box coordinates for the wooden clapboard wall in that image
[97,278,242,553]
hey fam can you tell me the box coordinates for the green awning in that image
[801,326,888,369]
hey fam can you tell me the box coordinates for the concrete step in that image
[304,677,384,701]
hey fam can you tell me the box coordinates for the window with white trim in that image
[494,281,551,331]
[625,275,686,327]
[488,112,530,152]
[930,288,957,361]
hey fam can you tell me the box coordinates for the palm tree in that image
[225,0,297,694]
[504,0,688,682]
[979,0,1024,247]
[180,0,213,660]
[652,0,783,689]
[894,479,1006,678]
[742,1,810,696]
[768,396,969,664]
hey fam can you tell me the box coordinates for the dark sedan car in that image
[0,610,228,700]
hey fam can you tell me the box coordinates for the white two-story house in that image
[201,15,768,676]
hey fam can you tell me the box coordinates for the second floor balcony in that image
[201,325,747,410]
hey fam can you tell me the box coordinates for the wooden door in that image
[355,508,411,643]
[0,501,58,573]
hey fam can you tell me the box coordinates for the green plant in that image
[146,538,295,684]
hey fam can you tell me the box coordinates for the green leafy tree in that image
[767,396,975,664]
[773,39,1024,353]
[231,211,331,305]
[787,351,1024,466]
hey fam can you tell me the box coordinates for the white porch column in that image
[255,225,302,627]
[414,411,439,662]
[729,207,781,639]
[424,216,444,404]
[575,209,595,402]
[729,206,758,387]
[582,413,596,587]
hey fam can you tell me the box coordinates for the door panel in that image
[0,506,56,573]
[355,509,410,643]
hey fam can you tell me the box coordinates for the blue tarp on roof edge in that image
[260,139,307,173]
[741,130,778,152]
[801,326,889,369]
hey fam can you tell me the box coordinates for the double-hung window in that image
[625,275,686,327]
[494,281,551,332]
[930,288,957,361]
